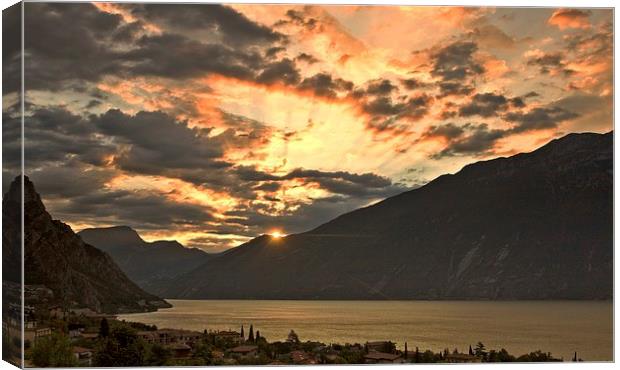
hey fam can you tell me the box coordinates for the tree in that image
[287,330,300,344]
[474,342,487,359]
[248,325,254,342]
[404,342,408,359]
[94,326,148,366]
[414,346,420,363]
[468,345,473,356]
[572,352,577,362]
[487,348,515,362]
[31,333,76,367]
[255,330,261,341]
[99,318,110,338]
[146,343,171,366]
[240,325,244,341]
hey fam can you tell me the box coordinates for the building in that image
[137,329,202,346]
[230,345,258,358]
[68,323,86,339]
[48,305,65,319]
[366,341,396,353]
[444,353,482,363]
[72,347,93,366]
[24,327,52,345]
[213,330,244,344]
[364,352,404,364]
[168,343,192,358]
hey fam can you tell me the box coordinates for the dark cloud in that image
[458,92,524,118]
[20,107,116,169]
[363,95,432,122]
[298,73,354,98]
[366,79,398,96]
[438,82,475,97]
[2,3,22,95]
[265,46,286,59]
[123,33,261,80]
[504,107,578,133]
[256,58,301,85]
[401,78,427,90]
[19,3,292,93]
[429,123,507,159]
[127,4,284,46]
[57,189,215,230]
[22,3,124,92]
[277,9,319,31]
[429,41,485,97]
[526,52,574,76]
[431,41,485,82]
[418,123,466,141]
[295,53,319,64]
[92,109,228,181]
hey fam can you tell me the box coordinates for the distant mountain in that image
[164,132,613,300]
[2,176,171,313]
[78,226,213,294]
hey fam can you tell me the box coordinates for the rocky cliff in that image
[3,176,171,313]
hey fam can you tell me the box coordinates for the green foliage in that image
[145,343,172,366]
[474,341,487,359]
[99,318,109,338]
[93,325,148,366]
[192,340,216,364]
[31,333,76,367]
[487,348,516,362]
[516,350,560,362]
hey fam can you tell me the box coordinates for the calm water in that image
[119,300,613,361]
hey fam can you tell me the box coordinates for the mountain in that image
[164,132,613,300]
[2,176,171,313]
[78,226,213,294]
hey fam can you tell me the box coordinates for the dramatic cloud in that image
[6,4,611,251]
[458,92,525,118]
[422,123,507,159]
[548,9,591,30]
[504,107,579,133]
[431,41,485,90]
[127,4,284,46]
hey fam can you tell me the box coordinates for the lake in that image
[119,300,613,361]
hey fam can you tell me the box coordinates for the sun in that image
[269,230,286,239]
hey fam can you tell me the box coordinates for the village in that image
[2,299,568,367]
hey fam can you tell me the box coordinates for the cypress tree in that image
[256,330,261,341]
[469,345,473,356]
[248,324,254,342]
[240,325,244,340]
[404,342,408,359]
[572,352,577,362]
[99,318,109,338]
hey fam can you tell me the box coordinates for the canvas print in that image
[1,2,613,367]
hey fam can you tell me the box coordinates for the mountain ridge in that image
[78,225,213,294]
[3,176,171,313]
[159,131,613,300]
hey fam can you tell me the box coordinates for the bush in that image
[31,333,76,367]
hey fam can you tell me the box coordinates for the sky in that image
[2,4,613,252]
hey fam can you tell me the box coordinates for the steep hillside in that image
[3,176,171,313]
[78,226,213,294]
[165,132,613,300]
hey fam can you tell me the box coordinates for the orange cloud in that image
[548,9,591,30]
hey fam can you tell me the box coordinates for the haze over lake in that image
[119,300,612,361]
